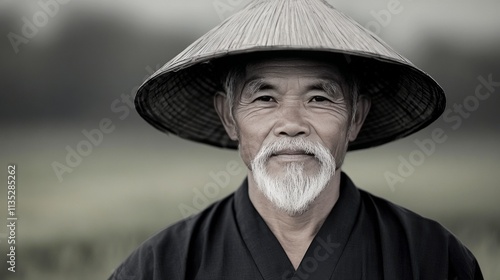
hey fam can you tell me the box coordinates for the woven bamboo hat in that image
[135,0,446,150]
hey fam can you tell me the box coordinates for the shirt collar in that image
[234,172,361,280]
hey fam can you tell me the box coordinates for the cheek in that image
[238,137,256,169]
[236,103,276,124]
[312,114,351,156]
[234,118,270,169]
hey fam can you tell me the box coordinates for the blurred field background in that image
[0,0,499,279]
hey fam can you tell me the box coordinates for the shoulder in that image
[359,189,445,235]
[358,189,482,279]
[109,193,236,280]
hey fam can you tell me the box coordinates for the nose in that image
[273,103,310,137]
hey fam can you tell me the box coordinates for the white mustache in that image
[250,137,336,216]
[255,138,333,167]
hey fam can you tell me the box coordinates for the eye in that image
[253,96,275,102]
[310,96,331,102]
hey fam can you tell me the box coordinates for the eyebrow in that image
[241,77,343,99]
[308,79,343,99]
[242,77,273,98]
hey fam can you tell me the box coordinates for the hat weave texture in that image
[135,0,446,150]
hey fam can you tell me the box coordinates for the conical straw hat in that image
[135,0,446,150]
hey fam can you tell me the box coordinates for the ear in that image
[214,92,239,141]
[348,95,371,142]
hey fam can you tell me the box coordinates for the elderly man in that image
[110,0,482,279]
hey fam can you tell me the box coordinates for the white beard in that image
[250,138,336,216]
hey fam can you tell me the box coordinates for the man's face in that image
[215,57,370,214]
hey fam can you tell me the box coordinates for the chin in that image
[254,162,333,216]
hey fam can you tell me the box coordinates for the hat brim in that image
[135,47,445,151]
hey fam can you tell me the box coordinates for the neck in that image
[247,171,341,269]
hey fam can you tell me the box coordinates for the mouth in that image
[270,149,315,159]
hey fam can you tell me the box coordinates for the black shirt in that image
[109,173,483,279]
